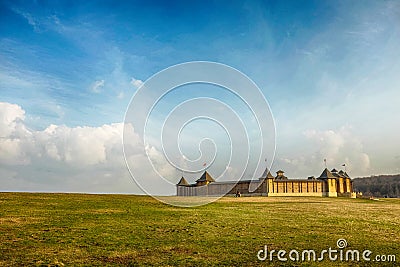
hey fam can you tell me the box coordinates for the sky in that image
[1,0,399,194]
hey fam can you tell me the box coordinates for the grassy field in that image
[0,193,399,266]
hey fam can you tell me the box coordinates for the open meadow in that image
[0,193,399,266]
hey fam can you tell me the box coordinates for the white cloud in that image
[303,127,371,173]
[11,9,40,32]
[130,77,144,89]
[303,129,345,159]
[274,126,371,178]
[0,102,25,137]
[145,144,176,180]
[0,102,122,168]
[0,102,30,165]
[91,79,105,93]
[0,102,178,193]
[117,91,125,99]
[0,138,29,165]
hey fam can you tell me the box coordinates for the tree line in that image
[353,174,400,198]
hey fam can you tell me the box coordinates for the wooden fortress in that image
[176,167,356,198]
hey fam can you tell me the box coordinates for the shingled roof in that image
[318,168,336,179]
[177,177,189,186]
[261,166,275,179]
[196,171,215,183]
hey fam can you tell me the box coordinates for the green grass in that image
[0,193,399,266]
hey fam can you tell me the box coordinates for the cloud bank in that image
[0,102,177,193]
[274,126,371,178]
[0,101,392,193]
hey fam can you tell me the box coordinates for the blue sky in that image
[1,0,400,193]
[0,0,343,127]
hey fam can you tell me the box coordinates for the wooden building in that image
[176,166,355,198]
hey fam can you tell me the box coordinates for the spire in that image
[261,166,274,179]
[275,170,287,180]
[177,177,189,186]
[318,168,336,179]
[196,171,215,183]
[330,168,340,177]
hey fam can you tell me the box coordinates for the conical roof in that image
[177,177,189,186]
[196,171,215,183]
[261,166,275,179]
[319,168,336,179]
[330,168,340,177]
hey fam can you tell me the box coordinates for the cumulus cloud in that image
[130,77,143,89]
[91,79,105,93]
[0,102,376,193]
[303,127,371,172]
[0,102,177,193]
[0,102,25,135]
[275,126,371,177]
[0,102,30,165]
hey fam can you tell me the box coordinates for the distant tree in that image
[353,174,400,198]
[395,185,400,198]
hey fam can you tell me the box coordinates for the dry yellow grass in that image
[0,193,398,266]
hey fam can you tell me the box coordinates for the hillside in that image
[353,174,400,198]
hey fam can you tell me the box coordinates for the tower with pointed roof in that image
[177,177,189,186]
[259,166,275,196]
[176,163,355,198]
[195,171,215,186]
[260,166,275,179]
[318,168,338,197]
[338,170,352,193]
[176,176,190,196]
[275,170,288,180]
